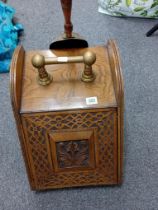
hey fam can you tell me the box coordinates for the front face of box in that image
[22,108,118,190]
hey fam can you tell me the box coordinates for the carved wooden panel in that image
[22,109,117,189]
[56,140,89,168]
[48,128,96,172]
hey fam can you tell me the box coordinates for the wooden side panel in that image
[10,46,36,189]
[10,46,24,111]
[107,40,124,183]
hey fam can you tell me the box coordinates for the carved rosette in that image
[56,140,89,168]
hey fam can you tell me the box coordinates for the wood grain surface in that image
[21,46,117,113]
[10,41,124,190]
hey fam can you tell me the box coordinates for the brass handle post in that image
[31,55,52,86]
[32,51,96,85]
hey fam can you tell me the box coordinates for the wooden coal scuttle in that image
[10,40,124,190]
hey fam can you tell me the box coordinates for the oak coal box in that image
[10,40,124,190]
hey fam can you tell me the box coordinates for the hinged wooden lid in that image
[10,40,123,114]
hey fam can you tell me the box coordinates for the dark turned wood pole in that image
[60,0,73,38]
[49,0,88,49]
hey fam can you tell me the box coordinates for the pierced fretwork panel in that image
[22,110,117,189]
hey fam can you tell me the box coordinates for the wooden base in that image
[10,40,124,190]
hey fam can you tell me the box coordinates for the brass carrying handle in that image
[32,51,96,85]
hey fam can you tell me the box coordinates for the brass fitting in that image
[82,51,96,82]
[32,51,96,85]
[32,54,52,86]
